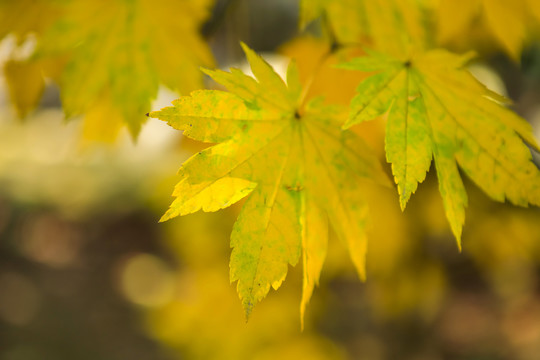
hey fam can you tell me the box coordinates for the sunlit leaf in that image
[150,43,389,318]
[341,48,540,247]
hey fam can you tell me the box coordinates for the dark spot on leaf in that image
[244,100,260,110]
[404,60,412,68]
[294,111,301,120]
[145,113,150,117]
[285,184,303,192]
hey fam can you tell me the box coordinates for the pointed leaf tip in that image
[399,197,407,212]
[455,236,462,252]
[158,213,170,223]
[341,119,354,130]
[359,269,367,282]
[239,41,250,53]
[147,110,161,119]
[199,66,211,75]
[243,300,253,322]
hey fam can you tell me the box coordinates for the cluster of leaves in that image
[150,0,540,320]
[2,0,540,321]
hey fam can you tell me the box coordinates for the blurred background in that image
[1,0,540,359]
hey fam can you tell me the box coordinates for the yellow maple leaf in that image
[340,48,540,248]
[1,0,214,141]
[150,43,390,321]
[279,35,386,155]
[436,0,540,60]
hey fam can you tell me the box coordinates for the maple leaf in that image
[2,0,214,141]
[436,0,540,59]
[150,43,389,320]
[340,48,540,247]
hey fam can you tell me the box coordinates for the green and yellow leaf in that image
[150,43,389,319]
[341,48,540,247]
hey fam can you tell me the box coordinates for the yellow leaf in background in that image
[436,0,481,48]
[341,48,540,247]
[0,0,60,43]
[145,211,347,359]
[81,91,125,145]
[298,0,324,31]
[527,0,540,23]
[299,0,427,55]
[151,43,390,319]
[465,206,540,298]
[436,0,537,60]
[0,0,63,118]
[483,0,527,60]
[279,36,367,105]
[3,57,65,118]
[2,0,214,142]
[4,60,45,118]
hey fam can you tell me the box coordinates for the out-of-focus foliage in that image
[435,0,540,60]
[301,0,540,60]
[0,0,214,142]
[144,212,347,360]
[279,36,366,105]
[0,108,179,218]
[0,0,60,42]
[299,0,427,55]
